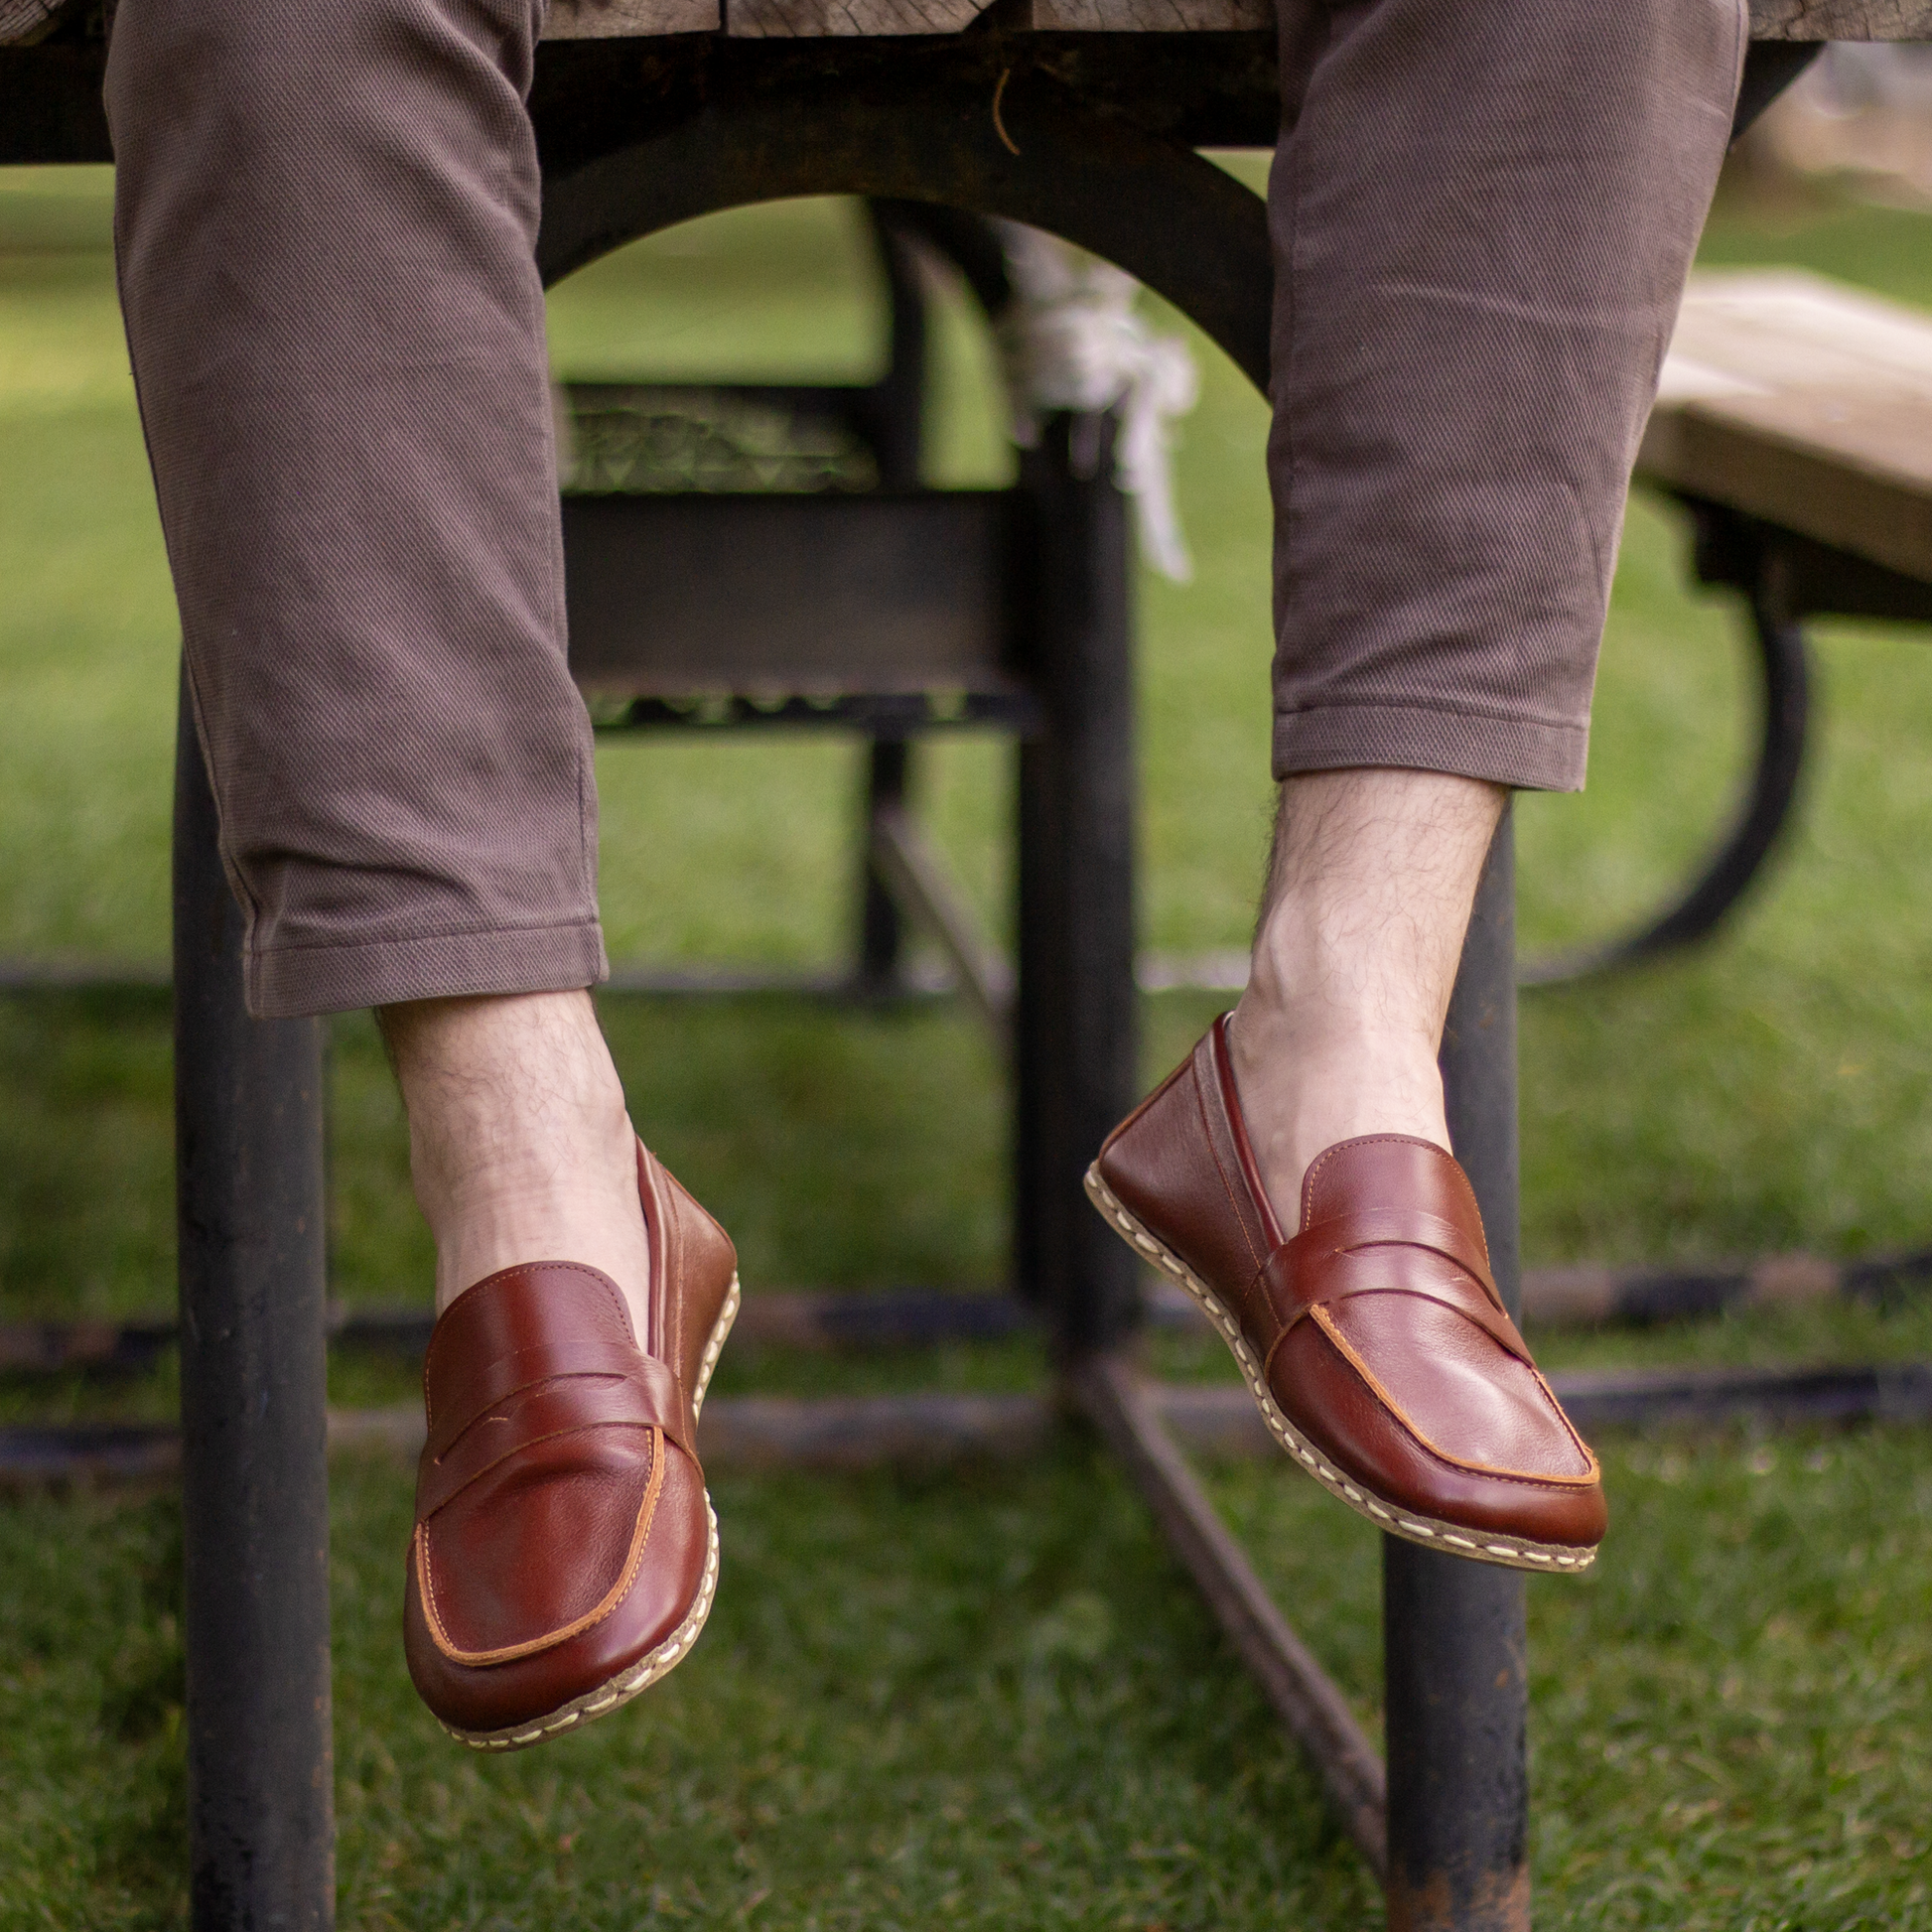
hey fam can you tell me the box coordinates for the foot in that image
[403,1144,740,1748]
[1088,1018,1604,1571]
[379,990,653,1338]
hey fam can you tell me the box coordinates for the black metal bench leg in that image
[1015,413,1141,1358]
[857,738,911,992]
[1384,809,1530,1931]
[173,677,335,1931]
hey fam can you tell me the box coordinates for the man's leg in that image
[105,0,654,1327]
[1230,0,1746,1218]
[1091,0,1742,1571]
[107,0,727,1746]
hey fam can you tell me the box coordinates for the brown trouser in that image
[104,0,1745,1020]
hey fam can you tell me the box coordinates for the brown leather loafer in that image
[1086,1015,1605,1572]
[404,1142,740,1750]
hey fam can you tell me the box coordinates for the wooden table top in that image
[6,0,1932,45]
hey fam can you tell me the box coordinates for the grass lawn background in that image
[1,157,1930,1926]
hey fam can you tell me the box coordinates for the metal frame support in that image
[1384,811,1529,1932]
[852,207,925,994]
[173,679,335,1931]
[857,738,912,992]
[1073,1354,1390,1874]
[1015,414,1142,1356]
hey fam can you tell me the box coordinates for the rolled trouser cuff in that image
[248,918,609,1020]
[1273,701,1588,795]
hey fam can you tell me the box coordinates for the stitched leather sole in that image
[1085,1170,1597,1575]
[441,1272,742,1751]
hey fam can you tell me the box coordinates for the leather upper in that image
[404,1145,736,1734]
[1096,1016,1605,1550]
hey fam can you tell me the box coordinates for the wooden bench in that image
[1528,271,1932,982]
[1649,269,1932,586]
[5,0,1929,40]
[540,0,1932,36]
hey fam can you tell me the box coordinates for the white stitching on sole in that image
[692,1275,740,1421]
[1084,1167,1596,1578]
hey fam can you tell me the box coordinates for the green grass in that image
[5,161,1932,1926]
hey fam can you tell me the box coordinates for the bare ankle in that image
[379,991,652,1328]
[1228,768,1501,1220]
[1227,1003,1448,1220]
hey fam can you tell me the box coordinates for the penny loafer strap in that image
[419,1351,696,1522]
[1256,1210,1534,1370]
[1285,1205,1503,1305]
[428,1334,690,1457]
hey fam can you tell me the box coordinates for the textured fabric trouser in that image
[105,0,1745,1021]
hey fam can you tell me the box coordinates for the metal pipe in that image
[174,678,336,1930]
[858,739,912,992]
[1074,1353,1389,1873]
[1015,412,1141,1355]
[1384,810,1531,1932]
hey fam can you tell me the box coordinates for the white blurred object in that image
[1746,45,1932,207]
[996,224,1200,583]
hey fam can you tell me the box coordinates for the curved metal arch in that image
[537,70,1272,393]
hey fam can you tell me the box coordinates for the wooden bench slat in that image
[1748,0,1932,36]
[1019,0,1275,31]
[537,0,1932,38]
[1641,270,1932,586]
[726,0,987,37]
[3,0,1925,46]
[546,0,722,35]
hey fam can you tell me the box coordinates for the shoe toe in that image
[406,1434,711,1738]
[1270,1311,1605,1553]
[1327,1297,1592,1481]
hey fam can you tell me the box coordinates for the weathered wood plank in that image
[1640,269,1932,585]
[1019,0,1273,29]
[3,0,1926,43]
[547,0,720,35]
[1748,0,1932,37]
[710,0,1929,37]
[723,0,990,35]
[0,0,60,45]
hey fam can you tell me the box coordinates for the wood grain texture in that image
[2,0,1915,40]
[1747,0,1932,37]
[544,0,721,35]
[725,0,992,35]
[1021,0,1273,29]
[1639,269,1932,584]
[0,0,64,49]
[712,0,1931,33]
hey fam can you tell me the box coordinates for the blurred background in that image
[2,111,1930,1928]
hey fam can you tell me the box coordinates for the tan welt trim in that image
[1305,1306,1601,1488]
[418,1428,669,1667]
